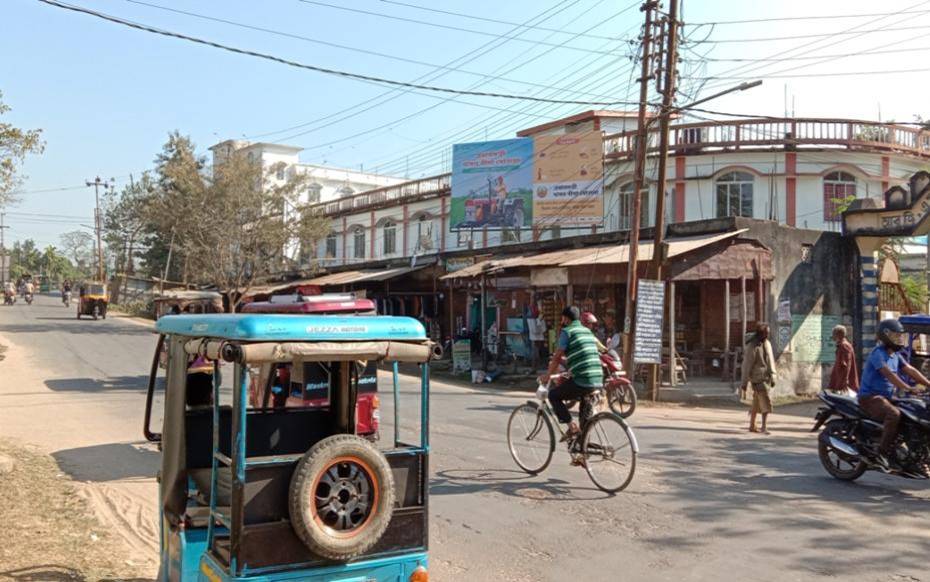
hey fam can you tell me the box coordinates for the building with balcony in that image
[270,112,930,396]
[208,139,405,207]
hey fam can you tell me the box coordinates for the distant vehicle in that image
[77,282,108,320]
[243,294,382,439]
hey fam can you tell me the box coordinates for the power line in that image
[374,0,618,41]
[244,0,589,140]
[688,67,930,81]
[9,184,89,195]
[37,0,633,106]
[697,44,930,63]
[688,23,930,44]
[690,8,930,26]
[120,0,622,100]
[296,0,627,55]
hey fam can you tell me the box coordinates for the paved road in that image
[0,294,928,581]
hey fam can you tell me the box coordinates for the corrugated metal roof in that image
[559,229,747,266]
[302,265,427,287]
[442,230,747,279]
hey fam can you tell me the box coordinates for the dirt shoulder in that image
[0,438,152,581]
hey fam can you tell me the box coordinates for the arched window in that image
[619,182,650,230]
[715,171,754,218]
[352,227,365,260]
[823,171,857,221]
[324,233,337,258]
[383,220,397,256]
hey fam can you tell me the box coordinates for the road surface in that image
[0,294,928,581]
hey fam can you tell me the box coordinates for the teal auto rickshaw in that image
[144,313,433,581]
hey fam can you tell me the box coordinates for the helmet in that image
[581,311,598,328]
[877,318,907,351]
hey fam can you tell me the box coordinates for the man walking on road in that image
[828,324,858,395]
[742,323,776,434]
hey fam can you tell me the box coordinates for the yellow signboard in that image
[532,131,604,227]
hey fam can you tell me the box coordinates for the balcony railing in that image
[604,117,930,159]
[308,174,451,216]
[308,118,930,218]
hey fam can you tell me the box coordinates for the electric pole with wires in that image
[646,0,681,400]
[86,176,114,283]
[621,0,659,375]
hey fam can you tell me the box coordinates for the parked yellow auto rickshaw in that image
[77,282,109,320]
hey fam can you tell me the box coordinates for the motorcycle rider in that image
[3,281,15,303]
[580,311,609,353]
[23,279,34,302]
[859,319,930,471]
[540,306,604,448]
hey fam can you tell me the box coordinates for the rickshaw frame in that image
[149,314,431,581]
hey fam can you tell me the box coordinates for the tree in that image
[59,230,95,273]
[143,134,328,309]
[0,91,45,207]
[104,173,155,276]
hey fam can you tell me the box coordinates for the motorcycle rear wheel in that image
[818,419,867,481]
[607,382,637,418]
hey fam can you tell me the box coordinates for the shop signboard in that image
[450,138,534,231]
[532,131,604,227]
[452,339,472,373]
[633,279,665,365]
[445,256,475,273]
[530,267,569,287]
[450,131,604,230]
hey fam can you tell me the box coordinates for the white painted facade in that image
[208,140,405,206]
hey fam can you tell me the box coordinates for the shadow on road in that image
[53,441,159,482]
[645,429,930,577]
[45,375,156,393]
[0,565,153,581]
[432,467,612,501]
[0,321,150,336]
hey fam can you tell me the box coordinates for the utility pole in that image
[0,212,8,286]
[646,0,680,400]
[85,176,113,282]
[622,0,658,374]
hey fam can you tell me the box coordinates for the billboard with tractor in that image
[450,132,603,230]
[450,138,533,230]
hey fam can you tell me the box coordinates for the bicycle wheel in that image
[507,401,555,474]
[581,413,637,493]
[607,382,637,418]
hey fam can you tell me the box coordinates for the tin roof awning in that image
[306,265,426,287]
[441,229,747,279]
[560,229,748,266]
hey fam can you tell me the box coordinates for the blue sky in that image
[4,0,930,245]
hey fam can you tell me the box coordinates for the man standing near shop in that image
[828,324,859,395]
[540,306,604,443]
[741,323,776,434]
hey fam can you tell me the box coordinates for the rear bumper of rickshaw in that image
[197,550,428,581]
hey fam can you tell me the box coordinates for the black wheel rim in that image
[313,459,375,536]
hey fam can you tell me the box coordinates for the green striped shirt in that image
[561,321,604,388]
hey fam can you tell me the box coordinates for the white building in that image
[302,111,930,267]
[208,140,405,206]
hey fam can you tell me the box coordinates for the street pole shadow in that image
[53,441,159,483]
[0,565,153,582]
[431,467,614,501]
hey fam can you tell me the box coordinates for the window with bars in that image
[353,227,365,259]
[715,171,754,218]
[618,182,650,230]
[383,221,397,255]
[823,171,857,222]
[324,234,337,258]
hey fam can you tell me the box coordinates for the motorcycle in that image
[557,351,637,419]
[3,292,14,306]
[24,292,33,305]
[62,290,72,308]
[812,390,930,481]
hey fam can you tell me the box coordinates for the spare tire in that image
[289,434,395,561]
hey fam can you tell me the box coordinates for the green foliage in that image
[0,91,45,207]
[9,239,80,282]
[901,273,929,311]
[101,132,329,306]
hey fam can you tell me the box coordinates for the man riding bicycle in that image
[540,306,604,443]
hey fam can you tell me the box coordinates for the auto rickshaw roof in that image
[155,313,426,341]
[900,314,930,333]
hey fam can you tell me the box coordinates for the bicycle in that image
[506,380,638,493]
